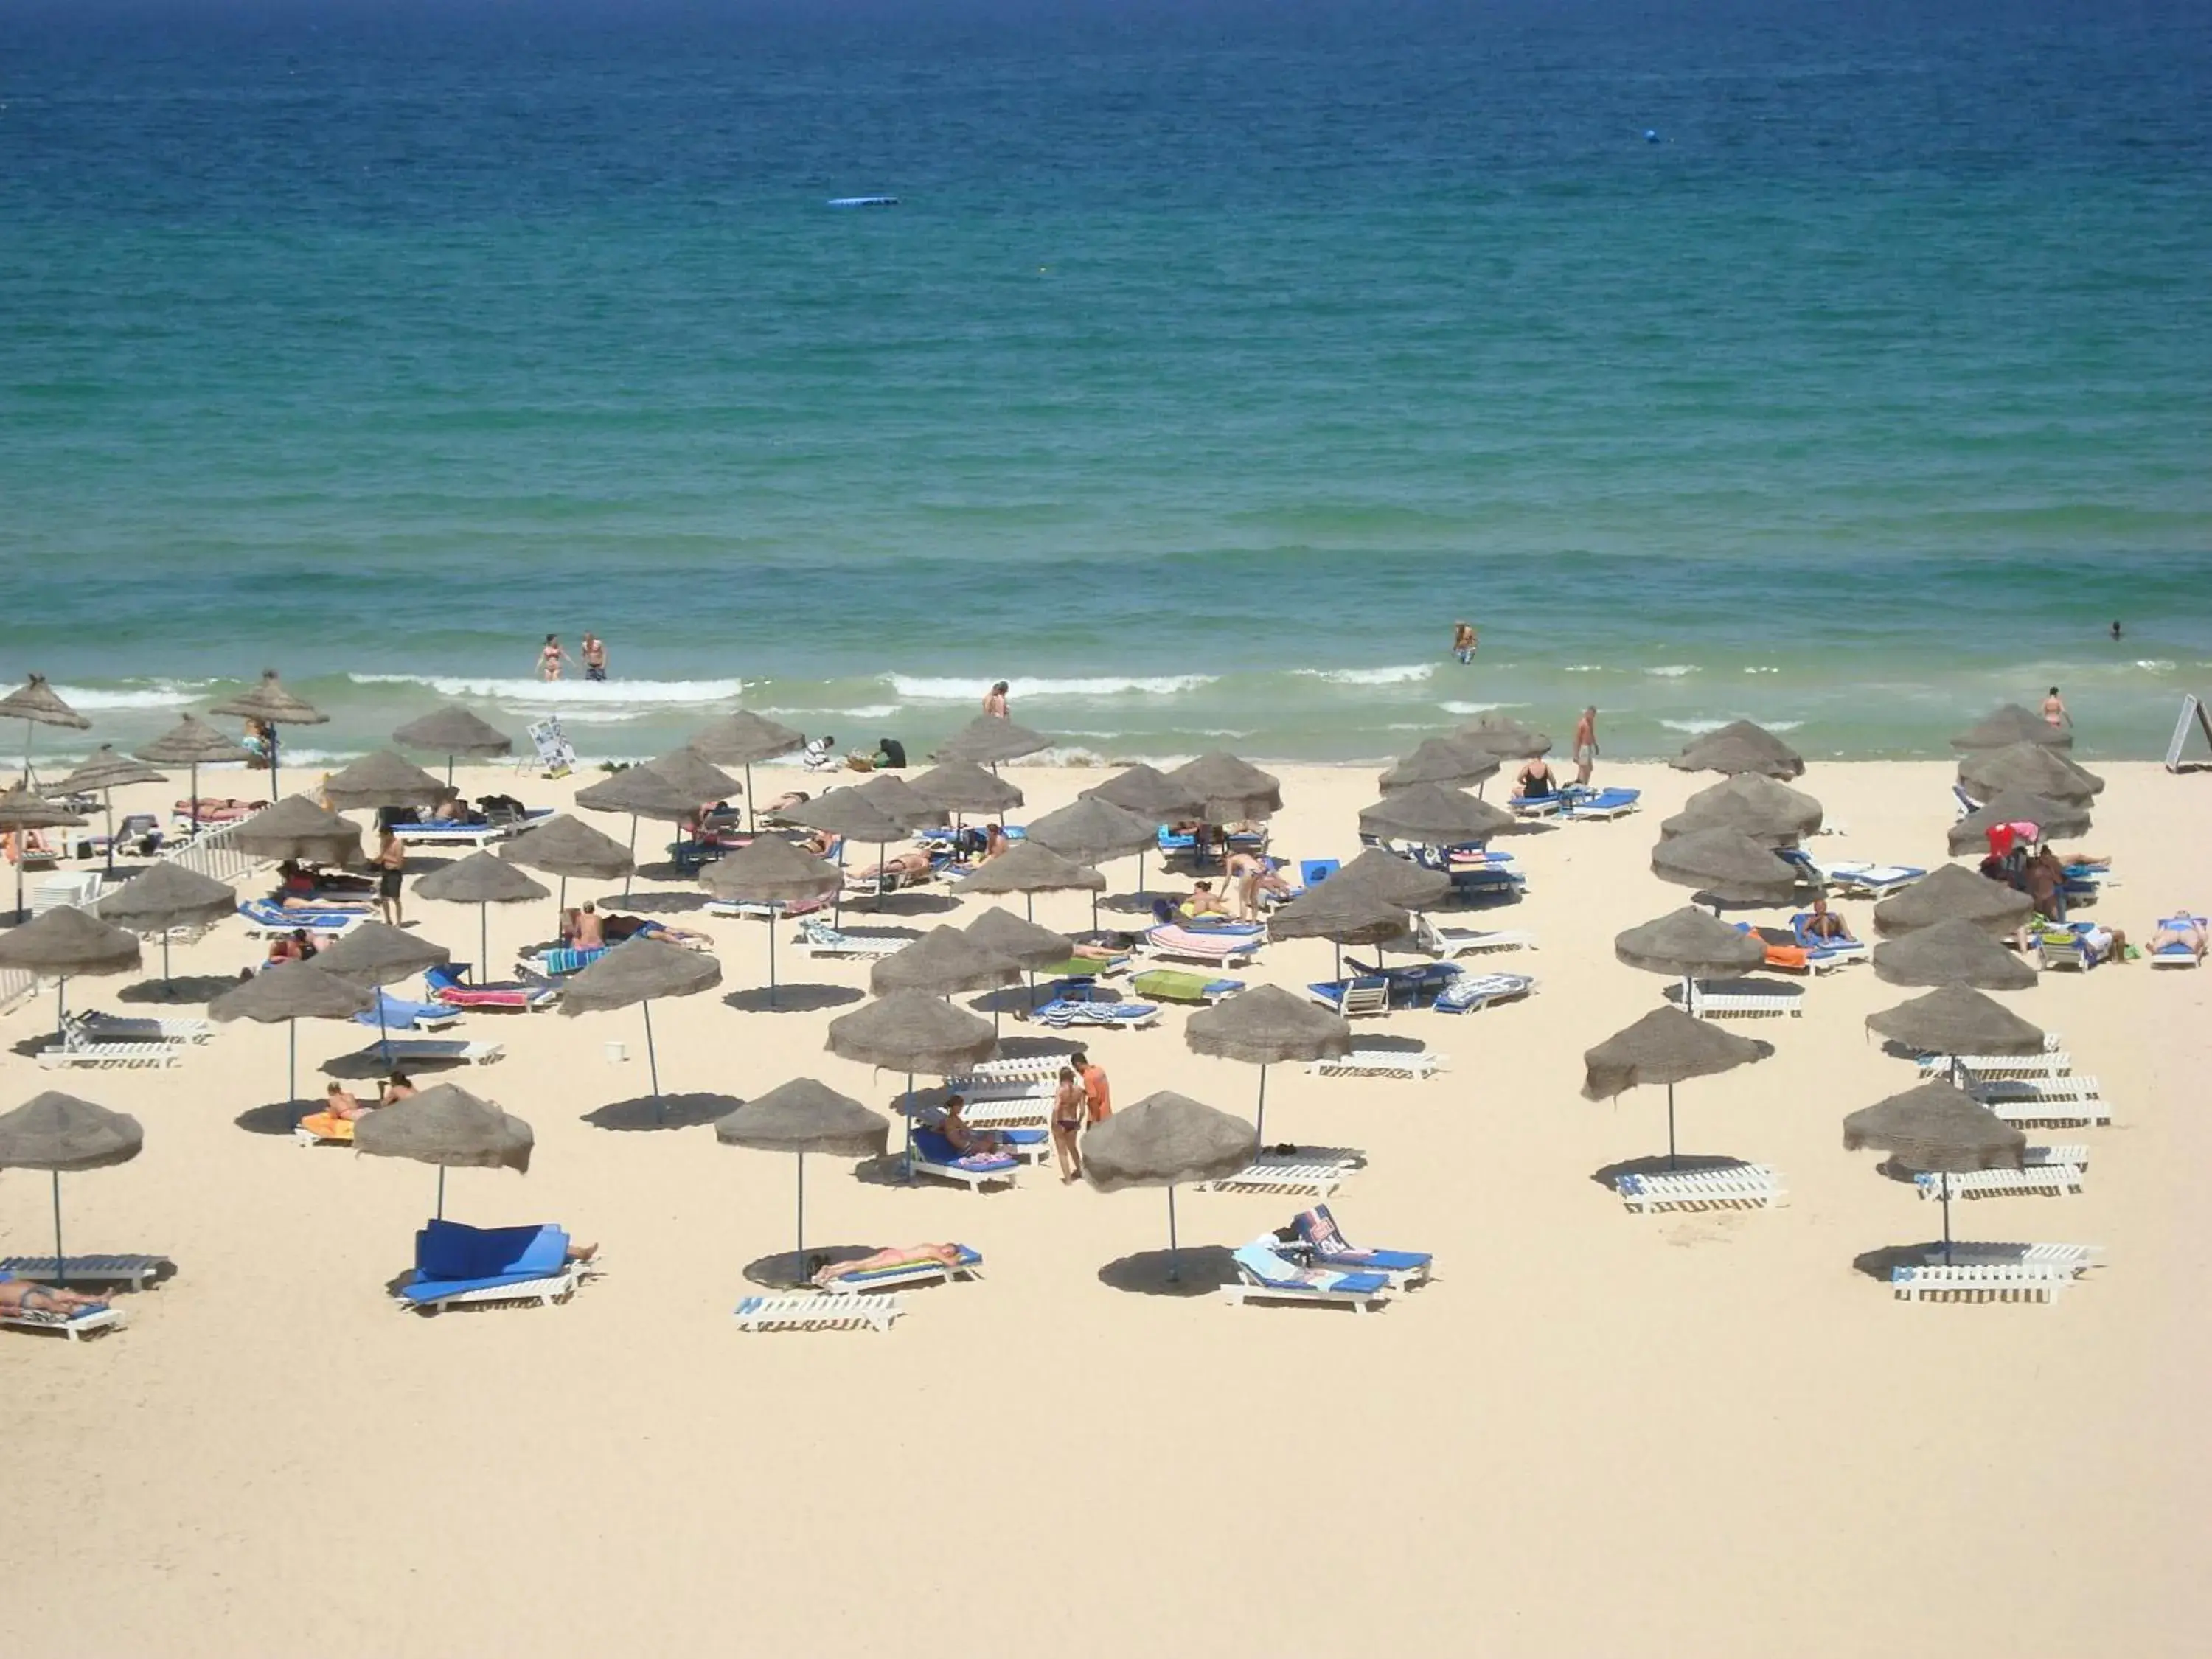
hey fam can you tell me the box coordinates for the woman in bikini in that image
[1051,1067,1086,1182]
[537,635,572,682]
[0,1273,112,1321]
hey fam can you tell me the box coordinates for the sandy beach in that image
[4,757,2208,1658]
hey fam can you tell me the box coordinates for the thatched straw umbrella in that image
[208,669,327,799]
[954,840,1105,928]
[689,711,806,827]
[1947,791,2093,855]
[825,990,997,1175]
[1455,714,1552,759]
[1660,773,1823,846]
[137,714,248,830]
[209,958,375,1104]
[1871,864,2034,938]
[57,746,167,876]
[1164,754,1283,841]
[0,782,88,919]
[1871,917,2037,991]
[575,766,703,898]
[715,1080,891,1281]
[1026,796,1158,930]
[559,938,723,1113]
[934,715,1052,770]
[0,674,90,789]
[392,706,513,786]
[321,751,448,813]
[1843,1081,2024,1262]
[228,795,362,867]
[647,748,740,807]
[1951,704,2070,751]
[908,759,1024,821]
[1267,877,1410,981]
[1358,783,1514,848]
[313,922,453,1063]
[0,904,140,1041]
[355,1083,532,1219]
[92,861,235,984]
[1865,985,2047,1069]
[1614,906,1769,978]
[871,924,1020,1036]
[1957,742,2102,807]
[964,905,1076,1011]
[413,851,552,970]
[1377,737,1500,796]
[0,1091,142,1281]
[1583,1006,1767,1169]
[1186,985,1352,1147]
[500,813,634,922]
[1650,827,1803,909]
[1326,847,1453,911]
[1080,764,1202,897]
[1669,720,1805,780]
[700,835,842,1006]
[1081,1091,1256,1280]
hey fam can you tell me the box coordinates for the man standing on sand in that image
[581,633,608,682]
[1573,706,1599,786]
[1451,621,1477,664]
[1071,1048,1112,1127]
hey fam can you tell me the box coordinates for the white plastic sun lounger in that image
[0,1253,167,1287]
[74,1012,212,1044]
[1,1304,129,1341]
[1917,1048,2071,1080]
[1200,1150,1363,1197]
[1615,1165,1788,1213]
[1979,1094,2113,1129]
[1818,862,1927,899]
[1930,1241,2102,1270]
[796,922,910,959]
[1307,1043,1447,1080]
[1409,913,1535,959]
[937,1074,1055,1103]
[1889,1263,2080,1304]
[1672,980,1806,1019]
[961,1056,1076,1082]
[398,1262,589,1313]
[945,1097,1051,1131]
[37,1029,180,1070]
[1916,1163,2084,1200]
[344,1037,506,1068]
[734,1293,905,1332]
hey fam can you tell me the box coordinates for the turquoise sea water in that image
[2,0,2208,766]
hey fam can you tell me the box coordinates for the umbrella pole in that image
[54,975,66,1046]
[288,1018,298,1104]
[479,905,489,973]
[795,1151,806,1278]
[903,1070,916,1183]
[624,817,638,898]
[1941,1173,1952,1266]
[1666,1083,1677,1170]
[1024,891,1034,924]
[1166,1184,1180,1282]
[436,1167,446,1221]
[1091,889,1099,933]
[161,931,173,984]
[102,787,116,877]
[189,761,201,836]
[744,763,755,832]
[766,913,779,1010]
[270,726,280,803]
[1254,1064,1269,1150]
[557,876,568,935]
[52,1170,66,1281]
[641,1000,662,1111]
[447,754,456,790]
[874,840,886,913]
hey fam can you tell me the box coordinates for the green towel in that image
[1132,969,1214,1003]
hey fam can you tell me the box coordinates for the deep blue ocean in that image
[3,0,2208,765]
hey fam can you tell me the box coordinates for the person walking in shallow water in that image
[1451,621,1478,665]
[981,681,1010,718]
[2042,686,2070,729]
[538,635,573,682]
[580,633,608,682]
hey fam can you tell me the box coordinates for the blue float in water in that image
[827,195,900,209]
[1643,129,1660,144]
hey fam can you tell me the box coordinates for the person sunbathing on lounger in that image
[324,1082,374,1122]
[601,914,713,947]
[2152,917,2208,959]
[266,927,318,965]
[1801,897,1856,944]
[854,849,935,886]
[1512,757,1558,800]
[1181,881,1232,919]
[810,1242,962,1286]
[563,904,607,949]
[0,1274,111,1319]
[761,790,810,818]
[939,1096,1004,1158]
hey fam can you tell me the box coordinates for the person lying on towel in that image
[2152,917,2208,959]
[810,1243,962,1286]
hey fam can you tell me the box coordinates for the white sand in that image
[4,759,2207,1657]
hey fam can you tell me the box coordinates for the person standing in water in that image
[2042,686,2070,728]
[580,633,608,681]
[1451,621,1478,664]
[2110,620,2123,641]
[538,635,573,682]
[981,681,1010,717]
[1573,706,1599,786]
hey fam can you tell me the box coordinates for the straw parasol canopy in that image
[955,841,1105,898]
[1669,720,1805,779]
[138,714,248,768]
[1947,791,2093,855]
[1265,877,1408,947]
[854,772,935,830]
[1843,1082,2023,1173]
[1357,783,1513,846]
[414,851,551,907]
[1583,1006,1766,1099]
[826,990,997,1076]
[355,1083,533,1174]
[1377,737,1501,793]
[1325,847,1453,910]
[1455,714,1553,759]
[1951,704,2071,751]
[0,905,141,977]
[0,674,91,735]
[908,759,1025,818]
[786,790,908,846]
[392,705,512,759]
[574,766,701,823]
[1165,753,1282,822]
[964,906,1075,969]
[212,959,376,1024]
[1871,864,2034,938]
[560,938,723,1013]
[500,814,634,880]
[1082,763,1202,824]
[1865,985,2048,1058]
[689,711,806,767]
[1082,1091,1253,1192]
[1023,796,1158,866]
[1614,906,1768,978]
[0,1091,145,1276]
[0,782,86,833]
[1661,773,1823,844]
[869,925,1020,998]
[211,669,327,728]
[320,750,448,811]
[1186,984,1352,1068]
[934,715,1052,766]
[701,835,843,905]
[1650,828,1804,905]
[311,922,451,987]
[58,746,164,796]
[1871,917,2038,991]
[228,795,362,865]
[717,1079,888,1158]
[1957,742,2103,805]
[94,862,236,931]
[646,748,741,804]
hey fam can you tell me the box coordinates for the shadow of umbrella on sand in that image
[559,938,723,1121]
